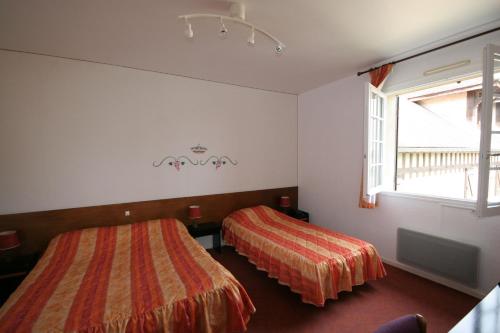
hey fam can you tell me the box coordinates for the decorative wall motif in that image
[153,146,237,171]
[190,144,207,154]
[200,156,238,170]
[152,156,198,171]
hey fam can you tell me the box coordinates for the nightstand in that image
[282,208,310,222]
[187,222,222,253]
[0,252,40,305]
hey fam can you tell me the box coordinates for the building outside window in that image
[396,76,500,201]
[363,44,500,216]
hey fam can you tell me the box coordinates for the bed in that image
[222,205,386,306]
[0,219,255,333]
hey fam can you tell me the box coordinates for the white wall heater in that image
[397,228,479,288]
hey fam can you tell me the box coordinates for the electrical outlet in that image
[124,210,130,217]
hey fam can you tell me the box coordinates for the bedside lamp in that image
[188,205,202,228]
[279,196,291,213]
[0,230,21,251]
[279,196,291,208]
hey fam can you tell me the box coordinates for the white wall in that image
[298,32,500,296]
[0,50,297,214]
[383,29,500,93]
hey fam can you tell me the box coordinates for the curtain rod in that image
[357,26,500,76]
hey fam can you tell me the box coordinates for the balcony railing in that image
[397,149,500,199]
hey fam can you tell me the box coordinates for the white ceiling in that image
[1,0,500,94]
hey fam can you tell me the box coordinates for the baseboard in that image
[382,257,486,299]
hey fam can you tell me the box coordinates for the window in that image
[363,83,386,196]
[395,77,483,200]
[477,43,500,217]
[363,44,500,217]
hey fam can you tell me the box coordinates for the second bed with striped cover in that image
[223,206,386,307]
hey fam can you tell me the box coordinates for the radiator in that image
[397,228,479,288]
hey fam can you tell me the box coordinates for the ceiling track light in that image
[219,17,228,39]
[179,3,285,55]
[184,18,193,39]
[248,27,255,46]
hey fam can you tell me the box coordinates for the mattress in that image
[0,219,255,332]
[223,205,386,306]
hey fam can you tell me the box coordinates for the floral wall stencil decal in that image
[152,156,198,171]
[190,144,207,154]
[200,156,238,170]
[153,146,237,171]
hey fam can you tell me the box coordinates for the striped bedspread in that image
[223,206,386,306]
[0,219,255,333]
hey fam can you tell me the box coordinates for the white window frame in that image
[390,84,480,206]
[364,82,387,196]
[363,44,500,217]
[380,43,500,216]
[477,43,500,217]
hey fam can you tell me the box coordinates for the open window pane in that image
[486,124,500,205]
[491,101,500,132]
[487,169,500,203]
[477,44,500,216]
[396,77,483,200]
[364,83,387,195]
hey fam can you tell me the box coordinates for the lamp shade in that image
[0,230,21,250]
[188,205,202,219]
[279,196,291,208]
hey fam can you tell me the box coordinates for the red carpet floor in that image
[209,247,479,333]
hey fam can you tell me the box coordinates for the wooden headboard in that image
[0,187,298,254]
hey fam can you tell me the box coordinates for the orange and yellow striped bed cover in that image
[0,219,255,333]
[223,206,386,307]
